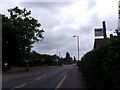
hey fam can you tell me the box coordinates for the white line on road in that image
[35,77,42,80]
[42,75,47,77]
[10,83,27,90]
[30,80,36,83]
[35,75,47,80]
[31,75,47,83]
[56,75,67,89]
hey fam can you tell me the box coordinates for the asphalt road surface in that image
[2,64,77,90]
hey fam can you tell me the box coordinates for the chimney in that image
[103,21,107,39]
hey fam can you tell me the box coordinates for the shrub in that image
[80,38,120,89]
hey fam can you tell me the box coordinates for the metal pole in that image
[73,35,80,61]
[57,49,58,56]
[77,36,79,61]
[59,51,60,58]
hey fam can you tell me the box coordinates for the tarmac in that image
[2,64,87,89]
[60,65,87,89]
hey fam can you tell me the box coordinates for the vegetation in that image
[79,29,120,89]
[29,51,62,67]
[73,56,76,63]
[2,6,76,71]
[2,6,65,70]
[63,52,73,64]
[2,6,44,70]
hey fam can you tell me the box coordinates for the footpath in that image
[60,65,87,89]
[3,67,31,81]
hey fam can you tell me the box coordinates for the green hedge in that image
[80,38,120,89]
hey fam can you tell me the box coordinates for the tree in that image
[65,52,71,64]
[70,57,73,64]
[73,56,76,63]
[2,6,44,68]
[29,51,44,66]
[115,28,120,37]
[2,14,15,69]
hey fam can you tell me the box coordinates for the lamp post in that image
[59,50,61,58]
[73,35,80,61]
[56,49,60,57]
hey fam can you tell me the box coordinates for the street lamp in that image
[58,50,61,58]
[73,35,80,61]
[56,49,61,58]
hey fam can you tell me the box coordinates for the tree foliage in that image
[2,6,44,68]
[73,56,76,63]
[29,51,61,66]
[64,52,72,64]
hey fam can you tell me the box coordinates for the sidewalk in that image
[3,66,58,73]
[2,66,43,81]
[2,67,30,81]
[3,67,25,73]
[60,66,87,88]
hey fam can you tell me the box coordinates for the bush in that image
[80,38,120,89]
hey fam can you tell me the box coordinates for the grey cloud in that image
[32,26,78,56]
[31,12,99,58]
[1,0,118,59]
[104,15,118,32]
[89,13,101,27]
[79,13,101,35]
[20,2,72,10]
[26,5,62,29]
[40,14,60,29]
[27,1,117,58]
[87,1,96,10]
[80,25,93,34]
[33,32,66,51]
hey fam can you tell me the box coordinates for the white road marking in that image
[30,80,36,83]
[35,77,42,80]
[10,83,27,90]
[56,75,67,89]
[35,75,47,80]
[31,75,47,83]
[42,75,47,77]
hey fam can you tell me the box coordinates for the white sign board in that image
[95,28,103,37]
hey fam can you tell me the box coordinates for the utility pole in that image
[56,49,58,56]
[59,51,60,58]
[73,35,80,61]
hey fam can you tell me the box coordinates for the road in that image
[2,64,77,90]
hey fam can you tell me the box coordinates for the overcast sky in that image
[0,0,119,59]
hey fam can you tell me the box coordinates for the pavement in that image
[3,67,25,73]
[60,66,87,89]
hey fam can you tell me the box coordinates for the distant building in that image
[94,39,105,49]
[94,21,107,49]
[94,1,120,49]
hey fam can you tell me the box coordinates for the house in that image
[94,38,105,49]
